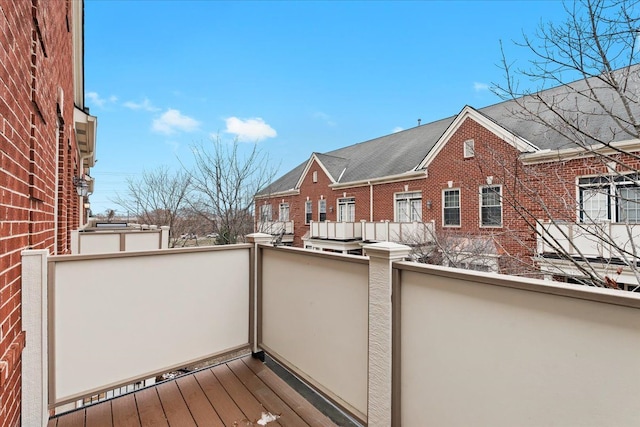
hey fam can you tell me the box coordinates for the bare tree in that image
[187,136,279,245]
[113,166,192,247]
[490,0,640,288]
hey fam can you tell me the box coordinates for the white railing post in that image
[246,233,273,354]
[363,242,411,426]
[21,249,49,427]
[160,226,170,249]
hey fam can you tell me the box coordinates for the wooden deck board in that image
[55,409,85,427]
[212,363,283,426]
[175,374,225,426]
[227,358,309,427]
[49,356,341,427]
[243,358,336,427]
[194,367,248,426]
[111,393,141,427]
[134,387,168,427]
[85,400,113,427]
[155,380,197,427]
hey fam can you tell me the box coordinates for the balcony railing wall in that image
[23,245,252,413]
[22,234,640,426]
[537,221,640,259]
[258,246,369,420]
[257,220,294,235]
[71,226,169,254]
[310,220,435,244]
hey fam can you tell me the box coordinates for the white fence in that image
[71,226,169,254]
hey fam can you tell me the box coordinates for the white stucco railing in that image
[537,221,640,259]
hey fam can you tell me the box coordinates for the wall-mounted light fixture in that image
[426,200,432,209]
[73,176,89,197]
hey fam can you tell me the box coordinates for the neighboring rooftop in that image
[258,65,640,196]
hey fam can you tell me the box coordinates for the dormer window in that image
[464,139,475,158]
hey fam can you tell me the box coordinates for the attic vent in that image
[464,139,475,158]
[312,171,318,183]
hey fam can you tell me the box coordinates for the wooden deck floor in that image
[48,356,340,427]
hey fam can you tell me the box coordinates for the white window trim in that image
[442,188,461,228]
[463,139,475,158]
[305,200,312,224]
[576,173,640,223]
[279,203,289,222]
[394,191,422,222]
[479,184,503,228]
[318,199,327,222]
[337,197,356,222]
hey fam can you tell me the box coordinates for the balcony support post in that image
[363,242,411,427]
[247,233,274,354]
[21,249,49,427]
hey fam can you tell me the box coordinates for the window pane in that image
[619,186,640,223]
[443,189,460,226]
[481,186,501,226]
[581,188,609,222]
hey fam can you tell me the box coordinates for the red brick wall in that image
[0,1,78,425]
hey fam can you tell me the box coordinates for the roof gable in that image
[294,153,343,189]
[416,105,539,170]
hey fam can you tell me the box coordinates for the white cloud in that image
[124,98,160,112]
[312,111,336,127]
[392,126,404,133]
[87,92,108,107]
[224,117,277,142]
[152,109,200,134]
[473,82,490,92]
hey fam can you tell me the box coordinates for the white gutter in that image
[330,169,427,190]
[521,139,640,165]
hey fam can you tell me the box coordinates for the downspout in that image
[369,181,373,222]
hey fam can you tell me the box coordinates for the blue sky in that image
[85,0,568,214]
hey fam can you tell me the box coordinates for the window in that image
[618,186,640,222]
[318,199,327,221]
[395,192,422,222]
[579,174,640,223]
[260,204,272,222]
[279,203,289,221]
[464,139,475,158]
[443,189,460,226]
[480,185,502,227]
[305,200,312,224]
[337,197,355,222]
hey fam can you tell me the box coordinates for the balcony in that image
[257,220,294,244]
[23,234,640,426]
[536,221,640,283]
[309,221,435,244]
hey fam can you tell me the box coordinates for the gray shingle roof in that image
[258,66,640,196]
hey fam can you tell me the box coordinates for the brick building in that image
[0,1,96,425]
[256,66,640,288]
